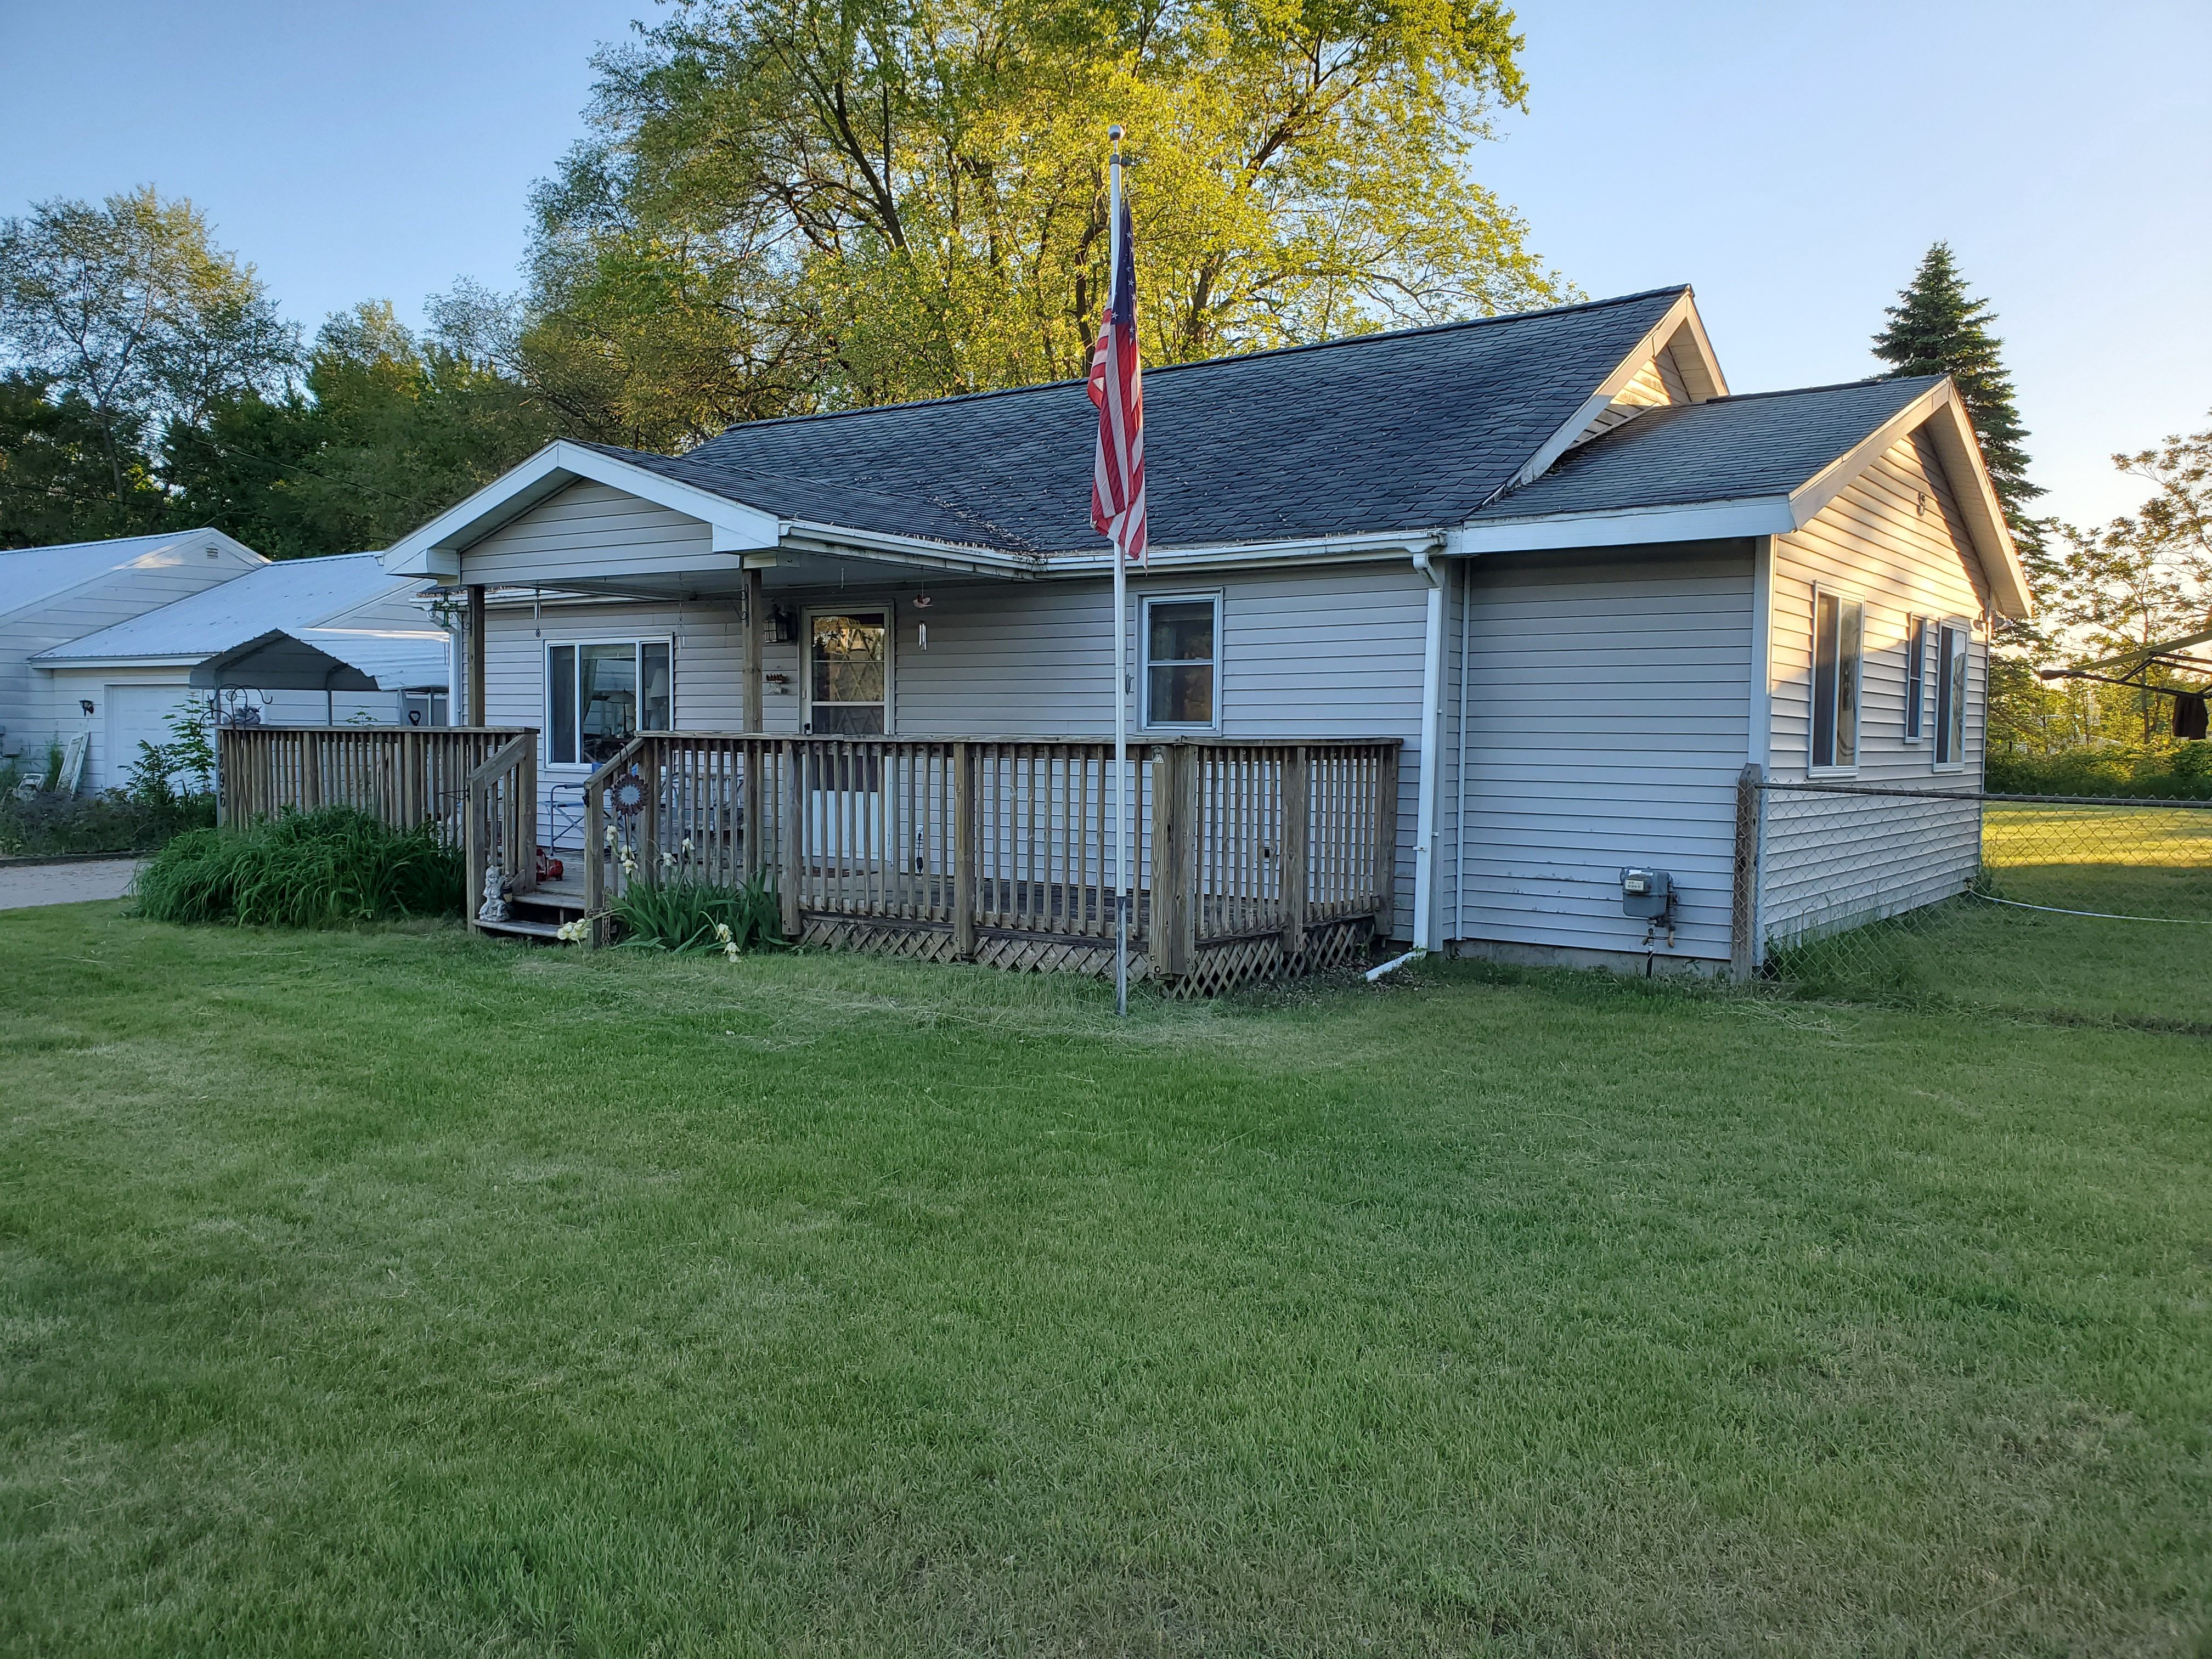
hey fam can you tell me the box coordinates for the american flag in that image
[1087,187,1147,566]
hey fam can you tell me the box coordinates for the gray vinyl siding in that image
[1759,433,1990,945]
[484,561,1431,936]
[464,481,719,588]
[1,551,252,770]
[1451,540,1755,964]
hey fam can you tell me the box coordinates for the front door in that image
[804,610,889,735]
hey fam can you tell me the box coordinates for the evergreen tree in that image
[1872,242,2041,540]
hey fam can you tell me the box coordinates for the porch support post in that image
[466,584,487,727]
[743,568,765,734]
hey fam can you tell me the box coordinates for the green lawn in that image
[1772,802,2212,1025]
[3,907,2208,1656]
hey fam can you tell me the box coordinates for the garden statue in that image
[477,858,511,924]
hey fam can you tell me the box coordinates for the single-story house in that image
[25,550,450,793]
[378,285,2030,972]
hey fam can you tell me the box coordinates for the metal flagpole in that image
[1109,123,1130,1018]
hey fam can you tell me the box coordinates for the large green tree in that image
[0,371,170,548]
[507,0,1571,449]
[163,302,559,559]
[1871,242,2041,545]
[0,189,297,524]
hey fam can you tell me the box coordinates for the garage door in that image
[100,683,192,794]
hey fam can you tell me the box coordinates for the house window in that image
[1809,590,1863,771]
[1142,595,1220,730]
[546,639,672,765]
[1934,622,1968,766]
[806,610,889,735]
[1904,615,1928,742]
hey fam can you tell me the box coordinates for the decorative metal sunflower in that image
[609,773,648,817]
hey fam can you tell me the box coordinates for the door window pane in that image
[809,612,887,733]
[640,641,673,732]
[579,642,638,764]
[1144,599,1216,727]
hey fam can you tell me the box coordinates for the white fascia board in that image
[1500,290,1729,498]
[380,441,782,579]
[774,520,1044,578]
[1446,498,1794,555]
[1784,381,2033,619]
[1046,528,1447,575]
[30,652,207,670]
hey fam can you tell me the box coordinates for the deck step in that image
[474,916,575,943]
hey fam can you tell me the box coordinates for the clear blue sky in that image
[3,0,2205,528]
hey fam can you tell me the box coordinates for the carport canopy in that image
[187,628,432,693]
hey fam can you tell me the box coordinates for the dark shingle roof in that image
[598,287,1692,554]
[1472,376,1942,521]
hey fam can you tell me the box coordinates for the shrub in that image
[1986,743,2212,800]
[134,808,464,928]
[612,871,784,954]
[0,789,215,857]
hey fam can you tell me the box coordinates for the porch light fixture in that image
[80,699,95,716]
[768,606,799,645]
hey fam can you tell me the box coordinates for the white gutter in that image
[1410,550,1447,955]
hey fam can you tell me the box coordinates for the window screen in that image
[1935,623,1968,765]
[1144,598,1217,728]
[1810,591,1863,770]
[1904,616,1927,741]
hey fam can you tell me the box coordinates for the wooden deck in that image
[217,727,1402,996]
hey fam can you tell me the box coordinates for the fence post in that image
[1281,744,1310,958]
[1374,743,1402,939]
[584,773,606,947]
[1151,742,1196,980]
[953,741,977,960]
[779,739,804,940]
[640,737,662,885]
[1731,763,1763,980]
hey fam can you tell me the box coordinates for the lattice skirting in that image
[795,912,1369,996]
[796,916,1153,981]
[1166,916,1375,999]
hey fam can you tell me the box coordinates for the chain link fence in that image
[1753,781,2212,1028]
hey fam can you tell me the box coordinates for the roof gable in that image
[0,528,264,619]
[1455,376,2031,616]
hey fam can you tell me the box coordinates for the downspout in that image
[1410,549,1447,954]
[1370,546,1448,981]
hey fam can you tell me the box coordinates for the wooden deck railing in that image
[578,732,1400,991]
[217,726,534,848]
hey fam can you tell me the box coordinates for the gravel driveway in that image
[0,859,144,910]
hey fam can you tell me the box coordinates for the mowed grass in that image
[2,906,2208,1656]
[1774,802,2212,1025]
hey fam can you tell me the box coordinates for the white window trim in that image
[1807,585,1864,777]
[800,601,897,736]
[543,635,674,770]
[1902,614,1928,746]
[1932,617,1971,772]
[1138,590,1223,733]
